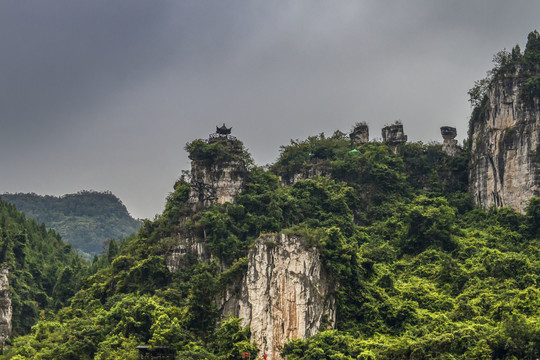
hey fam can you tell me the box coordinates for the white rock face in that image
[0,267,12,349]
[222,234,335,360]
[469,65,540,212]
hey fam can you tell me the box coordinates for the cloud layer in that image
[1,1,539,218]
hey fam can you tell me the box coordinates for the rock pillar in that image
[440,126,461,156]
[349,123,369,145]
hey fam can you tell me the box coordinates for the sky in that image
[1,1,539,219]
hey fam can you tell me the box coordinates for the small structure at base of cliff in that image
[136,346,175,360]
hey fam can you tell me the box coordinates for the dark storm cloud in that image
[1,1,540,218]
[0,2,163,120]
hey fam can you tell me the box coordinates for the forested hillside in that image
[2,32,540,360]
[0,191,141,259]
[3,133,539,359]
[0,199,83,338]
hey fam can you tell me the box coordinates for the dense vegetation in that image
[4,131,539,359]
[2,32,540,360]
[185,139,252,167]
[0,199,83,336]
[0,191,141,259]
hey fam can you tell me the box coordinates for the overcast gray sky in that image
[1,1,539,219]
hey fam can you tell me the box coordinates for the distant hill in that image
[0,191,141,258]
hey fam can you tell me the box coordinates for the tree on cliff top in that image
[185,139,253,168]
[468,30,540,108]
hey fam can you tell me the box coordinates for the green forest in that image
[0,200,83,336]
[0,32,539,360]
[0,191,141,259]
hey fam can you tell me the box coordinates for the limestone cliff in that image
[186,129,248,210]
[0,266,12,349]
[188,158,246,209]
[469,64,540,212]
[221,234,335,360]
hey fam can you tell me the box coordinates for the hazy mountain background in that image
[0,191,141,259]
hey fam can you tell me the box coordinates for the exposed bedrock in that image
[221,234,335,360]
[469,65,540,212]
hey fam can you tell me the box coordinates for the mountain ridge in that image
[0,191,141,258]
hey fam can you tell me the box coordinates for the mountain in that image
[2,32,540,360]
[0,191,141,259]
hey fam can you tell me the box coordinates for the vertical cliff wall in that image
[0,267,12,349]
[221,234,335,360]
[469,64,540,212]
[186,137,248,210]
[188,159,246,208]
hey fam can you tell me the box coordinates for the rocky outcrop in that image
[469,65,540,212]
[188,159,246,209]
[350,123,369,145]
[441,126,462,156]
[0,266,12,349]
[221,234,335,360]
[187,127,248,210]
[382,123,407,153]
